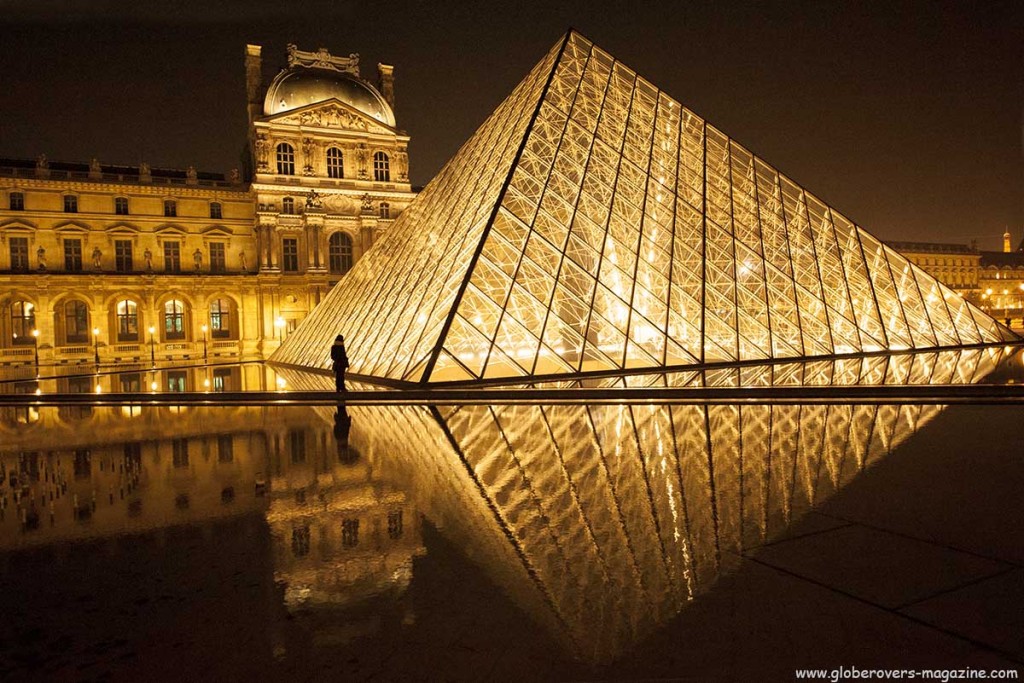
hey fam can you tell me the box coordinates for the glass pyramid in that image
[273,31,1017,385]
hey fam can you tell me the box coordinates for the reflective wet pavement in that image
[1,351,1022,681]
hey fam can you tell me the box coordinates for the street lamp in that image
[92,327,100,367]
[200,323,208,362]
[148,325,156,368]
[274,316,285,341]
[31,329,40,377]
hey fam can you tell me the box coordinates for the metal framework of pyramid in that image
[273,31,1017,385]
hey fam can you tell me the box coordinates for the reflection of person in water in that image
[334,405,356,464]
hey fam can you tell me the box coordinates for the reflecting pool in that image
[1,349,1022,680]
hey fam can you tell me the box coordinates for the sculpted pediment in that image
[265,99,395,135]
[321,194,360,215]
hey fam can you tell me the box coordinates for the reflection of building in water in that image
[328,348,1005,664]
[0,348,1010,665]
[264,405,423,622]
[0,405,424,619]
[0,401,424,654]
[0,361,291,405]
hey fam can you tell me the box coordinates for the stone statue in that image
[92,246,102,269]
[255,134,269,170]
[357,144,369,179]
[229,168,241,184]
[37,246,46,271]
[139,162,151,181]
[305,189,322,209]
[36,154,48,169]
[302,137,315,175]
[89,158,101,175]
[361,193,373,212]
[396,150,409,181]
[186,166,198,183]
[144,248,153,272]
[193,248,203,271]
[240,251,248,272]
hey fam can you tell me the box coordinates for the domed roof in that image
[263,67,395,127]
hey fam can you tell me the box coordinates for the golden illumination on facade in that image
[273,32,1017,385]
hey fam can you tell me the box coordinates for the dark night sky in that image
[1,0,1021,249]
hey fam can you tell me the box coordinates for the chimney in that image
[377,63,395,111]
[245,44,263,127]
[1004,228,1012,253]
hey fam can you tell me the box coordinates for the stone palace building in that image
[0,43,416,372]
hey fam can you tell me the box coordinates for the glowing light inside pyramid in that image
[272,31,1016,384]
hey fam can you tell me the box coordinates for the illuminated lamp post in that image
[92,327,100,367]
[201,323,208,362]
[274,316,285,342]
[32,329,40,377]
[148,325,157,368]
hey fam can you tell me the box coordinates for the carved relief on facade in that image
[322,194,359,215]
[293,104,374,132]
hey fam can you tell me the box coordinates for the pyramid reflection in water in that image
[273,31,1015,385]
[312,347,1006,663]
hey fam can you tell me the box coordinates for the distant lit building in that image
[0,43,416,370]
[884,240,979,292]
[977,230,1024,320]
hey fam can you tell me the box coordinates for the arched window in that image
[209,298,232,339]
[276,143,295,175]
[63,300,90,344]
[326,147,344,179]
[115,300,139,342]
[329,233,353,275]
[373,152,390,182]
[10,301,35,345]
[164,300,186,340]
[281,197,295,215]
[379,202,390,219]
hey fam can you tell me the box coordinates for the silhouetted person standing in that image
[331,334,349,391]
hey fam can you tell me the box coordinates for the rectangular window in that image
[209,202,222,219]
[282,237,299,272]
[217,435,233,462]
[163,199,177,217]
[119,373,141,392]
[9,192,24,210]
[64,195,78,213]
[388,510,404,539]
[114,197,129,215]
[115,240,133,272]
[163,242,181,273]
[289,430,306,464]
[172,438,189,467]
[64,238,83,271]
[209,243,226,273]
[213,367,234,392]
[166,370,187,392]
[342,519,359,548]
[9,236,29,271]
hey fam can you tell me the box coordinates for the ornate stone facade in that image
[0,43,417,370]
